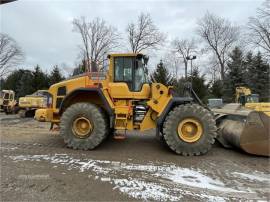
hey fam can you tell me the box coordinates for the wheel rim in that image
[72,117,93,138]
[177,118,203,143]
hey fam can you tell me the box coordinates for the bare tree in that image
[163,52,182,78]
[127,13,165,53]
[0,33,23,77]
[73,17,120,71]
[247,0,270,58]
[197,12,239,80]
[172,38,198,79]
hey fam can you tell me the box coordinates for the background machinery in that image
[0,90,18,114]
[35,53,217,156]
[18,90,50,118]
[0,90,5,111]
[214,86,270,156]
[235,86,270,116]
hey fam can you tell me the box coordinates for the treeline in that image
[152,47,270,103]
[0,65,65,98]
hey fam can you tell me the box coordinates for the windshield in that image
[4,93,9,99]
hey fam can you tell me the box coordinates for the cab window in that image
[134,59,146,91]
[4,93,9,99]
[114,57,134,89]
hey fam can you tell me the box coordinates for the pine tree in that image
[32,65,49,91]
[223,47,246,102]
[16,70,35,98]
[49,65,65,85]
[0,77,4,90]
[209,79,223,98]
[247,52,270,101]
[189,68,208,101]
[150,60,174,86]
[173,68,208,102]
[243,52,254,89]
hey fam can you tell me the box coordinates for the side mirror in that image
[143,55,149,66]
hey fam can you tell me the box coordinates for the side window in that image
[134,60,146,91]
[114,57,123,81]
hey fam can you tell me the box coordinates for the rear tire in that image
[60,102,108,150]
[163,104,217,156]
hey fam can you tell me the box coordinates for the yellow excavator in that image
[235,87,270,116]
[18,90,50,118]
[214,87,270,156]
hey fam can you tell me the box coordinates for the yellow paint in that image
[245,103,270,116]
[19,90,48,109]
[177,118,203,143]
[139,109,157,131]
[147,83,172,116]
[35,108,54,122]
[1,90,17,112]
[235,86,270,117]
[35,53,175,133]
[72,117,93,138]
[235,86,252,103]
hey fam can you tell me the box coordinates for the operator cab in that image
[107,53,150,99]
[239,93,259,105]
[112,53,149,92]
[3,91,14,102]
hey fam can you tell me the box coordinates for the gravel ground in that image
[0,113,269,201]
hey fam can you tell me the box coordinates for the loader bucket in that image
[214,106,270,157]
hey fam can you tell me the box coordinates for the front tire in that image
[163,104,217,156]
[60,102,108,150]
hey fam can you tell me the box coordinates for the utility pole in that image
[186,55,197,86]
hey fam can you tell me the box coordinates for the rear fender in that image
[59,88,114,127]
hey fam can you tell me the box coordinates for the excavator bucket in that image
[214,104,270,157]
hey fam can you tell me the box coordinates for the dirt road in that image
[1,113,269,201]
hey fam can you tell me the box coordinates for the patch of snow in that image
[8,153,269,201]
[157,167,238,192]
[113,178,182,201]
[232,172,270,183]
[101,177,111,182]
[0,146,18,150]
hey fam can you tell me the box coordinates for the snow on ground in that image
[232,172,270,183]
[7,153,269,201]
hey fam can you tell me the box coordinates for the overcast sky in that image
[0,0,264,76]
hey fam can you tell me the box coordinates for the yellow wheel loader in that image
[18,90,50,118]
[0,90,19,114]
[214,87,270,156]
[35,53,217,156]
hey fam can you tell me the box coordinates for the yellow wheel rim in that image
[72,117,93,138]
[177,118,203,143]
